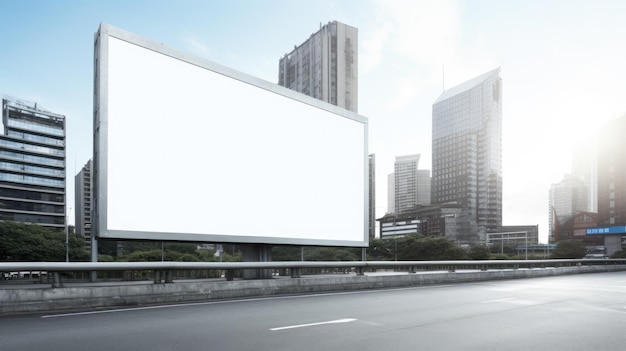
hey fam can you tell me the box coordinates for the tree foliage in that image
[0,221,88,261]
[551,240,587,259]
[610,249,626,258]
[272,246,361,261]
[368,234,468,261]
[396,234,468,260]
[468,244,491,260]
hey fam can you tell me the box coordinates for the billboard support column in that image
[242,244,272,279]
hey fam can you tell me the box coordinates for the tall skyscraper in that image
[549,174,588,241]
[387,173,395,214]
[597,115,626,227]
[75,159,92,238]
[572,145,598,213]
[278,21,358,112]
[368,154,376,239]
[1,97,66,229]
[417,169,431,206]
[431,68,502,243]
[394,154,420,214]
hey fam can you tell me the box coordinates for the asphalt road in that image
[2,271,626,351]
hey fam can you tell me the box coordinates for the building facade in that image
[75,159,92,246]
[278,21,358,112]
[417,169,431,206]
[368,154,376,239]
[377,203,463,239]
[1,97,66,229]
[394,154,420,214]
[549,174,589,242]
[597,115,626,228]
[387,173,395,214]
[572,145,598,213]
[431,68,502,243]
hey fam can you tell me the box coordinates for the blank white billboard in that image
[93,24,368,247]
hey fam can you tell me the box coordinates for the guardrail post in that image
[448,266,455,273]
[225,269,235,281]
[290,268,301,278]
[52,272,63,288]
[409,266,416,273]
[165,270,173,283]
[356,267,365,276]
[154,270,162,284]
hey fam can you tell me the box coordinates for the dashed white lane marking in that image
[270,318,357,331]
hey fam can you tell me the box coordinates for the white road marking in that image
[270,318,357,331]
[480,298,517,303]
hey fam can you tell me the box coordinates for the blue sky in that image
[2,0,626,242]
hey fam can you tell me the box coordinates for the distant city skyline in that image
[2,1,626,243]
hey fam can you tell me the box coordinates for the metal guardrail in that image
[2,259,625,288]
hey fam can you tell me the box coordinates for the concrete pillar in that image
[52,272,63,288]
[90,235,98,282]
[242,244,272,279]
[154,270,161,284]
[290,268,301,278]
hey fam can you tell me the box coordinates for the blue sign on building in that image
[586,226,626,235]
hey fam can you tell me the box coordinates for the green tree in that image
[397,234,467,260]
[468,244,491,260]
[368,238,395,260]
[610,250,626,258]
[272,246,302,261]
[0,221,88,261]
[551,240,587,259]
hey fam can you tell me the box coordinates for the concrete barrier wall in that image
[2,265,625,314]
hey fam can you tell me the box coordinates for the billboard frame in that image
[93,23,368,247]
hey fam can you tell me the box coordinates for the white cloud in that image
[360,20,392,73]
[377,0,461,65]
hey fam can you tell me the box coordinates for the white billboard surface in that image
[94,24,368,246]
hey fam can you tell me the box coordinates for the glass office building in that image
[431,68,502,243]
[1,98,66,229]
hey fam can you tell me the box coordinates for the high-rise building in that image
[387,173,395,214]
[549,174,589,242]
[417,169,431,206]
[431,68,502,243]
[278,21,358,112]
[572,145,597,213]
[394,154,420,214]
[597,115,626,227]
[75,159,92,244]
[1,97,66,229]
[368,154,376,239]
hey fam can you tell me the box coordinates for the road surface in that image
[1,271,625,350]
